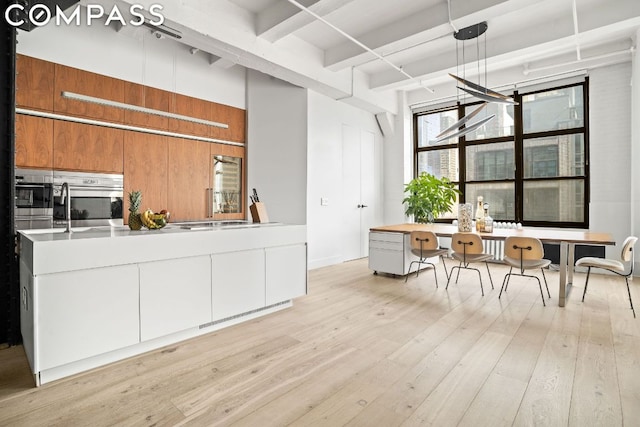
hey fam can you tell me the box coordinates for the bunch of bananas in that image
[140,209,168,229]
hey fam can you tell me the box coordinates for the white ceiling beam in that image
[257,0,353,43]
[324,0,543,72]
[369,1,640,91]
[208,54,237,69]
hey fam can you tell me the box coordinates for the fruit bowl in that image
[141,210,169,230]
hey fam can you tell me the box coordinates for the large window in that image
[414,81,589,227]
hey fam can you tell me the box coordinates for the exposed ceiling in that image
[113,0,639,114]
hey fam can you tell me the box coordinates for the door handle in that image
[357,204,368,208]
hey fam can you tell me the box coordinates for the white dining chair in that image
[576,236,637,318]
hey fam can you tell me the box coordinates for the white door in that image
[342,125,376,261]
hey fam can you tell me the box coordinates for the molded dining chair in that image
[499,236,551,306]
[405,231,449,287]
[446,232,494,296]
[576,236,637,318]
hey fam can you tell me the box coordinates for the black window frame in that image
[413,79,589,228]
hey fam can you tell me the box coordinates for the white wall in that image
[246,70,307,226]
[307,91,383,269]
[16,18,245,109]
[589,62,633,259]
[632,30,640,267]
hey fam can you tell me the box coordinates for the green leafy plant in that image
[403,172,460,223]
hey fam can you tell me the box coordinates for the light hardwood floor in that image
[1,258,639,426]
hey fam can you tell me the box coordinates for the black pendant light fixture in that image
[436,21,516,142]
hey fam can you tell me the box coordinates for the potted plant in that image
[403,172,460,223]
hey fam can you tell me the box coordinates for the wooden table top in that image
[370,223,616,246]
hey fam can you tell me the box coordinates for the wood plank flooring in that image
[0,258,639,426]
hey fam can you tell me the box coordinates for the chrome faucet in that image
[61,182,72,233]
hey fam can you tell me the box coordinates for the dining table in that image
[369,223,616,307]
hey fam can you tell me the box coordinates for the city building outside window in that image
[414,80,589,227]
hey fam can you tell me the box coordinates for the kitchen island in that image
[19,223,307,386]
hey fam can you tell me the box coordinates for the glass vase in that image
[458,203,473,232]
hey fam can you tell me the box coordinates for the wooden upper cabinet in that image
[227,107,246,143]
[54,64,125,123]
[169,93,211,138]
[123,131,168,214]
[53,121,124,173]
[16,55,54,111]
[167,138,210,221]
[123,83,170,131]
[15,114,54,169]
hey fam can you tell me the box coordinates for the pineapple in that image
[128,190,143,230]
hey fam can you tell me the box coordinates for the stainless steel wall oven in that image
[53,171,124,228]
[15,168,54,231]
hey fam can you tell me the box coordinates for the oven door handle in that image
[16,184,47,190]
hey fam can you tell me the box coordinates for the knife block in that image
[250,202,269,223]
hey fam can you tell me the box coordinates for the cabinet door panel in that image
[123,83,170,130]
[124,132,168,214]
[54,64,124,122]
[139,256,212,341]
[167,138,210,221]
[37,265,139,371]
[16,55,54,111]
[266,244,307,305]
[15,114,53,169]
[169,94,210,138]
[212,250,265,321]
[54,121,124,173]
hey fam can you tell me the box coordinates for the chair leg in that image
[473,267,484,296]
[441,255,450,281]
[405,260,416,283]
[581,267,591,302]
[432,263,439,288]
[485,262,494,289]
[504,267,513,291]
[540,267,551,298]
[625,277,636,318]
[455,262,462,284]
[499,272,510,299]
[446,266,457,289]
[534,276,546,307]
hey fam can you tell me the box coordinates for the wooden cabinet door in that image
[54,64,124,123]
[169,93,211,138]
[124,131,168,214]
[227,106,246,143]
[15,114,54,169]
[16,55,54,111]
[123,82,170,130]
[54,121,124,173]
[167,138,210,221]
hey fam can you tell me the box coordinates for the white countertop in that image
[19,223,307,275]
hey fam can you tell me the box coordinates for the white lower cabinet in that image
[266,244,307,305]
[212,249,266,321]
[36,265,140,371]
[139,256,212,341]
